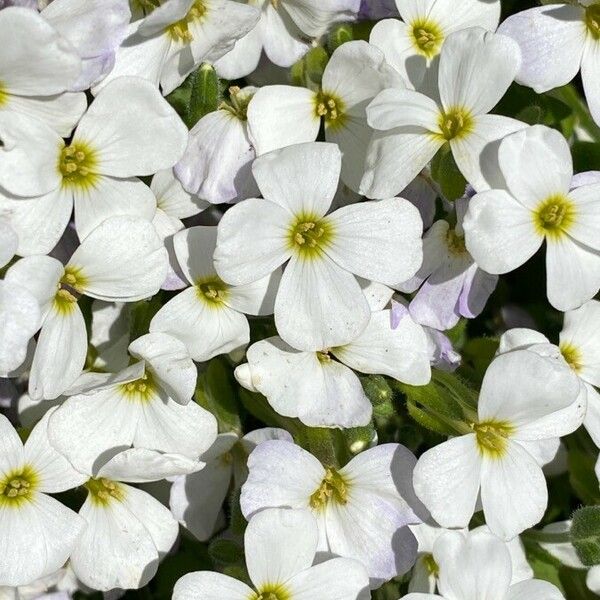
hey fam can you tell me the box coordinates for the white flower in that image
[235,306,431,428]
[170,428,292,541]
[403,529,564,600]
[47,332,218,474]
[241,439,426,588]
[498,301,600,448]
[370,0,500,92]
[213,141,424,351]
[214,0,360,77]
[95,0,261,96]
[247,40,404,192]
[69,448,196,591]
[362,27,525,198]
[408,523,533,594]
[463,125,600,311]
[0,76,187,255]
[150,168,210,290]
[0,7,86,137]
[0,276,40,377]
[397,198,498,331]
[88,300,132,372]
[41,0,132,91]
[0,221,17,269]
[413,349,585,540]
[150,226,280,361]
[0,410,86,587]
[499,2,600,125]
[175,84,259,204]
[173,507,370,600]
[4,216,168,399]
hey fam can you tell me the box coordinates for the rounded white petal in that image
[173,571,253,600]
[151,168,208,219]
[324,197,423,286]
[251,141,341,218]
[498,5,586,93]
[413,435,482,529]
[240,440,324,518]
[0,280,41,376]
[72,495,159,591]
[545,235,600,311]
[560,300,600,387]
[24,408,87,493]
[478,350,582,440]
[245,507,318,589]
[480,441,548,540]
[0,493,84,587]
[128,332,197,405]
[74,77,188,177]
[0,413,24,477]
[29,304,87,401]
[286,557,370,600]
[360,129,443,199]
[68,216,168,302]
[134,396,218,460]
[150,288,249,362]
[0,112,62,198]
[0,7,82,95]
[48,386,139,475]
[439,28,521,116]
[451,114,527,192]
[170,459,233,541]
[367,88,440,132]
[498,125,572,208]
[334,310,431,385]
[247,85,319,157]
[274,253,370,352]
[566,183,600,251]
[73,176,156,241]
[214,198,291,286]
[506,579,565,600]
[0,186,74,256]
[434,529,511,600]
[463,189,542,274]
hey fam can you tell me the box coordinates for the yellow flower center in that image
[309,467,349,511]
[120,371,156,403]
[196,276,229,307]
[410,18,444,58]
[315,92,346,131]
[53,267,88,314]
[219,86,254,121]
[251,585,290,600]
[560,342,584,373]
[0,465,37,507]
[288,214,333,260]
[438,107,474,141]
[0,81,8,108]
[59,142,99,190]
[446,228,467,255]
[534,195,575,239]
[166,0,207,42]
[85,477,125,506]
[586,5,600,39]
[472,420,515,458]
[423,553,439,577]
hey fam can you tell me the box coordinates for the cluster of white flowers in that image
[1,0,600,598]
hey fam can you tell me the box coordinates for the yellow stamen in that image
[472,420,515,459]
[534,195,575,240]
[59,141,99,190]
[437,107,474,141]
[85,477,125,506]
[410,19,444,58]
[0,465,38,507]
[309,467,349,511]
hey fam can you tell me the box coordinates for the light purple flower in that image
[396,198,497,331]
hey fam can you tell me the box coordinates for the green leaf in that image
[521,537,565,592]
[567,440,600,506]
[195,358,241,434]
[572,506,600,566]
[129,294,164,341]
[304,46,329,86]
[187,63,221,128]
[431,146,467,201]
